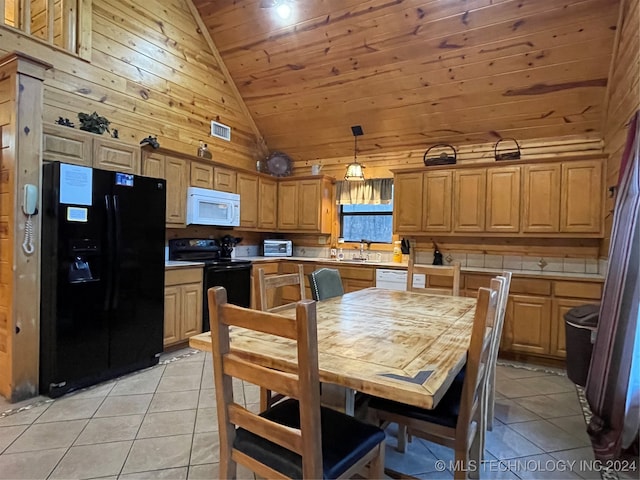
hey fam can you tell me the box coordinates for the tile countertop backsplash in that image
[231,245,607,279]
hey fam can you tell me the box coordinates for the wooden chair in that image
[207,286,386,479]
[367,284,498,480]
[308,268,344,300]
[256,264,306,409]
[484,272,512,431]
[406,241,461,295]
[257,264,306,313]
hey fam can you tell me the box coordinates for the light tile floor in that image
[0,350,636,479]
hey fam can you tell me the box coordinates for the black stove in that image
[168,238,252,332]
[168,238,251,267]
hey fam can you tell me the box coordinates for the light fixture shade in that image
[344,162,365,181]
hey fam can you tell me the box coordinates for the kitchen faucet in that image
[353,239,371,261]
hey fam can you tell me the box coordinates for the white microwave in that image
[186,187,240,227]
[264,239,293,257]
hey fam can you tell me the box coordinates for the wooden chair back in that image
[406,239,461,296]
[257,264,306,313]
[484,271,512,432]
[208,286,323,479]
[368,283,499,478]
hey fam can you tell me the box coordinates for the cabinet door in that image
[165,156,189,226]
[560,160,603,233]
[259,178,278,230]
[163,286,180,346]
[180,283,203,339]
[237,173,259,228]
[277,181,299,230]
[522,164,560,233]
[142,153,165,179]
[298,180,322,231]
[486,166,520,233]
[502,295,551,355]
[423,171,452,232]
[93,138,140,174]
[393,173,424,232]
[213,167,237,193]
[550,298,586,358]
[453,170,486,232]
[42,124,91,165]
[190,162,214,189]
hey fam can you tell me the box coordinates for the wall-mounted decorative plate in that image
[265,151,293,177]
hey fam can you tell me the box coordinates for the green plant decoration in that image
[78,111,110,135]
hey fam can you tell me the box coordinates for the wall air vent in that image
[211,121,231,141]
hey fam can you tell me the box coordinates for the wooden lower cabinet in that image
[502,295,552,356]
[164,268,203,348]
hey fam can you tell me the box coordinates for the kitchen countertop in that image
[237,256,605,282]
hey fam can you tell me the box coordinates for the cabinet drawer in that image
[331,266,375,281]
[165,268,202,285]
[255,262,279,275]
[510,278,551,296]
[553,281,602,299]
[281,263,315,275]
[464,274,492,290]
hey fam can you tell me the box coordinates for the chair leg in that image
[487,369,496,431]
[219,456,237,479]
[368,442,386,479]
[397,423,408,452]
[469,425,482,480]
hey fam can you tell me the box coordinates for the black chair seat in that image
[234,398,385,479]
[368,367,466,429]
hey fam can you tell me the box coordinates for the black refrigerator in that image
[40,162,166,398]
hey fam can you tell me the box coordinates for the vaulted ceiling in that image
[193,0,619,162]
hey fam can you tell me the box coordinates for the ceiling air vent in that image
[211,121,231,141]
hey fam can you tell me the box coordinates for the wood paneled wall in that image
[0,53,50,402]
[601,0,640,255]
[0,0,265,171]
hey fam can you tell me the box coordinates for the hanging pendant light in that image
[345,125,365,182]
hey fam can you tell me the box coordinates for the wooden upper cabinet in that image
[93,138,139,174]
[560,160,603,233]
[213,167,237,193]
[43,124,91,166]
[277,178,332,233]
[453,170,486,232]
[278,181,298,230]
[259,177,278,230]
[422,171,452,232]
[43,124,138,173]
[190,162,214,189]
[486,166,520,233]
[237,172,260,228]
[142,152,188,226]
[164,156,189,226]
[393,172,424,232]
[522,164,560,233]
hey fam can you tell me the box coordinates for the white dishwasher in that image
[375,269,407,291]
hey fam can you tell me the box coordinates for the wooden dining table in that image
[189,287,477,411]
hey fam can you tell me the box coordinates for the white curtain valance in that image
[336,178,393,205]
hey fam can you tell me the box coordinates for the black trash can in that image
[564,304,599,386]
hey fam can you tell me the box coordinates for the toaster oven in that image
[263,239,293,257]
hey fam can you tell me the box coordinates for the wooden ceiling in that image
[193,0,619,162]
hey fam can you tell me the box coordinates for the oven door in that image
[202,263,252,331]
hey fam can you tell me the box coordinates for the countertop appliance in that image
[263,239,293,257]
[169,238,251,332]
[40,162,166,398]
[186,187,240,227]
